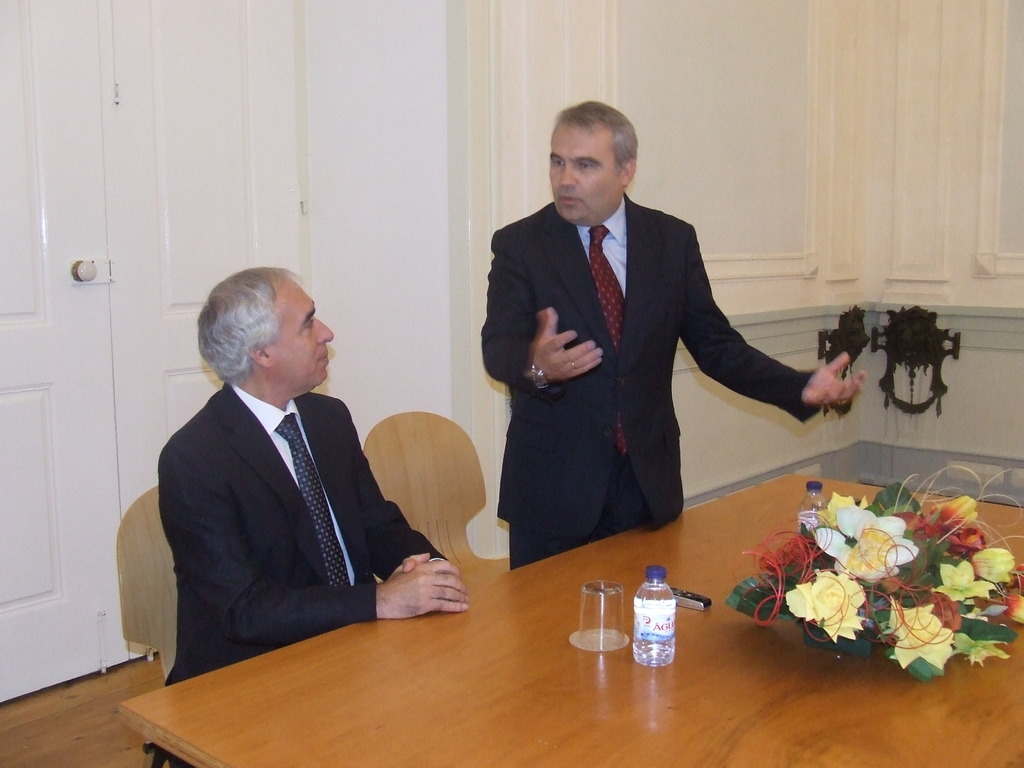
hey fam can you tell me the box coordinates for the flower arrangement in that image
[726,479,1024,681]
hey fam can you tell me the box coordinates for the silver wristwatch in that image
[524,364,549,389]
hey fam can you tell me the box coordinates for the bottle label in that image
[797,509,820,530]
[633,603,675,642]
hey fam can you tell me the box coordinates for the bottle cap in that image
[806,480,823,492]
[645,565,667,581]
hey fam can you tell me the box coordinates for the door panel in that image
[0,0,122,700]
[105,0,306,510]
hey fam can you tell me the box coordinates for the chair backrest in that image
[116,487,177,680]
[363,411,490,569]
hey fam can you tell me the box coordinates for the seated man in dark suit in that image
[159,267,469,691]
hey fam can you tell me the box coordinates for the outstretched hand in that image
[801,352,867,408]
[528,307,603,382]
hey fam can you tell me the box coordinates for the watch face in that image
[525,365,547,388]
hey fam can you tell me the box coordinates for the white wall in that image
[302,1,1024,553]
[306,0,455,439]
[621,1,811,268]
[1001,1,1024,253]
[466,1,1024,542]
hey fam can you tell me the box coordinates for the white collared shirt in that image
[576,197,628,293]
[232,385,355,584]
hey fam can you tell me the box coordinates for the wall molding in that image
[703,252,816,282]
[973,252,1024,278]
[685,441,1024,511]
[674,303,1024,378]
[975,1,1009,267]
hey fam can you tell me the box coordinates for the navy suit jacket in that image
[158,386,439,683]
[481,197,817,537]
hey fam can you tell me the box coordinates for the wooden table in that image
[121,475,1024,767]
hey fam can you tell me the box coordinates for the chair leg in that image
[142,741,173,768]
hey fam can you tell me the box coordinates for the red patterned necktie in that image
[588,225,623,350]
[588,225,627,453]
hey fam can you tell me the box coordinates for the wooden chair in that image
[116,487,176,768]
[363,412,508,578]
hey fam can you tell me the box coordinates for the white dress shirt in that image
[232,385,356,584]
[575,197,628,293]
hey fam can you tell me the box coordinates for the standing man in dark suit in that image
[482,101,865,568]
[159,267,469,688]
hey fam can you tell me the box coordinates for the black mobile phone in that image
[670,587,712,611]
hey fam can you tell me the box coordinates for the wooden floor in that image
[0,656,165,768]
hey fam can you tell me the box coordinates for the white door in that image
[0,0,306,701]
[102,0,306,506]
[0,0,123,700]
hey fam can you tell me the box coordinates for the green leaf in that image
[905,656,944,682]
[885,647,944,682]
[802,622,873,657]
[724,585,746,611]
[872,483,920,516]
[726,578,794,623]
[959,616,1019,644]
[725,578,766,615]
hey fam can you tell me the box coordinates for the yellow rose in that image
[886,603,955,671]
[786,572,866,642]
[972,548,1016,583]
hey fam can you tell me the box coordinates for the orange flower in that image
[1005,593,1024,624]
[945,525,986,557]
[934,495,978,524]
[925,592,963,632]
[902,498,987,556]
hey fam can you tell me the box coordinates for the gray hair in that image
[197,267,298,385]
[554,101,638,169]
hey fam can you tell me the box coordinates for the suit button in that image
[604,428,613,437]
[616,377,625,386]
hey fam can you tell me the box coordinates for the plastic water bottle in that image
[633,565,676,666]
[798,480,826,532]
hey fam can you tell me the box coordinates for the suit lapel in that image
[212,386,332,584]
[542,205,619,360]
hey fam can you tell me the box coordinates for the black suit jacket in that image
[158,386,439,683]
[481,197,817,537]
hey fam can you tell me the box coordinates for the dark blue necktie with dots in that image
[275,413,350,586]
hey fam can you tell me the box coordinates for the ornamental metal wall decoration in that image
[870,306,961,416]
[817,306,870,416]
